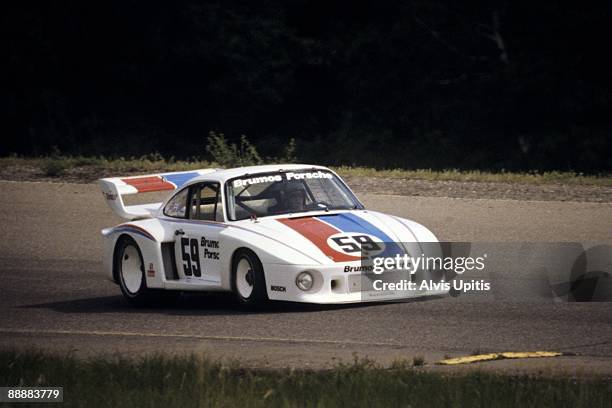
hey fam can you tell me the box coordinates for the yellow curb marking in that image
[437,351,564,365]
[500,351,563,359]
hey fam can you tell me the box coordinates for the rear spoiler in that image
[99,169,217,220]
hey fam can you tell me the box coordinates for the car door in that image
[172,182,224,284]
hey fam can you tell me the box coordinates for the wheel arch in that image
[112,233,136,284]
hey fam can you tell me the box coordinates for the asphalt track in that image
[0,180,611,375]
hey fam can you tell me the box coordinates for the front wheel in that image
[232,249,268,306]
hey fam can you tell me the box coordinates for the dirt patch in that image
[343,176,612,203]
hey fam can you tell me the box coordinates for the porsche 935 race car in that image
[99,164,446,306]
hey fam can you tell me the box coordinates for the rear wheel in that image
[232,249,267,306]
[116,236,178,306]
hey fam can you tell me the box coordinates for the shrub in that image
[41,158,70,177]
[279,137,297,163]
[206,131,263,168]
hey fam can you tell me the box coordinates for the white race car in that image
[99,164,445,306]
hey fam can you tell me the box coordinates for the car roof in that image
[189,164,331,184]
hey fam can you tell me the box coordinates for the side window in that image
[163,188,189,218]
[189,183,224,221]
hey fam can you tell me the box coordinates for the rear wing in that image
[99,169,217,220]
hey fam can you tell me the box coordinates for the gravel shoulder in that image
[342,176,612,203]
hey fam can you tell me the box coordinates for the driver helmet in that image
[283,184,306,212]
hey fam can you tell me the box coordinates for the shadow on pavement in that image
[21,293,450,316]
[21,292,412,316]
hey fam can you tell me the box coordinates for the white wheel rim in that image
[236,258,254,298]
[121,245,142,295]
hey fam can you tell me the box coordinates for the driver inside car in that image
[285,188,306,212]
[270,186,306,214]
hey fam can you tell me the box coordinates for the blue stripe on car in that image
[162,172,200,188]
[316,213,404,257]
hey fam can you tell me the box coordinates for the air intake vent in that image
[161,242,179,280]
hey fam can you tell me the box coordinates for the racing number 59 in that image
[331,235,381,253]
[181,238,202,277]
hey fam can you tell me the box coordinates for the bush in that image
[41,158,70,177]
[206,131,263,168]
[205,132,297,167]
[279,137,297,163]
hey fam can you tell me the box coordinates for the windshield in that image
[225,170,363,221]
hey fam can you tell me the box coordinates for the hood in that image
[231,210,437,265]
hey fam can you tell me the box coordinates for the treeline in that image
[5,1,611,171]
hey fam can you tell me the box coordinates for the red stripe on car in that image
[121,176,175,192]
[278,217,360,262]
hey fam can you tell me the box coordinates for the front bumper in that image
[264,263,448,304]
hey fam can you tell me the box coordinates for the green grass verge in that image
[1,350,610,407]
[1,156,610,186]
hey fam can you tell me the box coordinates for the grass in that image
[0,350,610,407]
[0,155,610,186]
[413,355,426,366]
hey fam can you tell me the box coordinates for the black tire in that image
[231,249,268,306]
[115,236,180,307]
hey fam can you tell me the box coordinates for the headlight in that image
[296,271,314,291]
